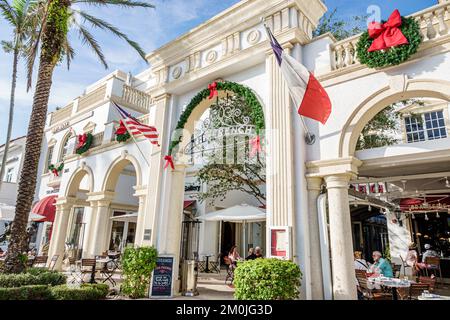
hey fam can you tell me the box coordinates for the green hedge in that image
[51,284,109,300]
[0,285,53,300]
[0,268,66,288]
[234,258,302,300]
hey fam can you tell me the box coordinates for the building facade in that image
[38,0,450,300]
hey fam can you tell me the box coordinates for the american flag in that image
[113,102,160,146]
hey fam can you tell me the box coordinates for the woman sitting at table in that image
[228,245,241,270]
[369,251,394,278]
[405,243,419,276]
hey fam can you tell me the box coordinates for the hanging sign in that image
[150,255,175,298]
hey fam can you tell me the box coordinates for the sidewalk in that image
[172,272,235,300]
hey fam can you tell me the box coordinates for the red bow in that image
[208,82,218,100]
[164,155,175,170]
[249,135,263,158]
[76,134,87,149]
[52,169,59,177]
[116,120,128,135]
[367,9,409,52]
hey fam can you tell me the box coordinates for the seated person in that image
[228,245,241,269]
[405,243,419,275]
[422,244,439,263]
[247,246,264,260]
[354,251,368,271]
[369,251,393,278]
[245,248,254,260]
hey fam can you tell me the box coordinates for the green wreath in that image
[168,81,265,155]
[75,133,93,155]
[116,131,131,143]
[48,162,64,175]
[356,17,422,69]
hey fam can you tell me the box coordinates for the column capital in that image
[86,191,115,204]
[133,185,148,198]
[324,173,353,189]
[55,196,77,209]
[306,177,323,191]
[154,93,172,103]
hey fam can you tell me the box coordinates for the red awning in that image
[31,195,57,223]
[184,200,196,209]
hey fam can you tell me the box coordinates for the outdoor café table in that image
[368,277,412,300]
[96,257,117,286]
[203,255,212,273]
[418,294,450,300]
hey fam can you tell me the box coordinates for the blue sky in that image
[0,0,437,143]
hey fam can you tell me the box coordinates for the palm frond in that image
[0,0,17,26]
[62,37,75,70]
[72,0,154,9]
[76,23,108,69]
[1,40,14,53]
[75,10,147,61]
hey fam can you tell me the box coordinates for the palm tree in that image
[0,0,39,192]
[3,0,154,273]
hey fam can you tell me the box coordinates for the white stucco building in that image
[35,0,450,300]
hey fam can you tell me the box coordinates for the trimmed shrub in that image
[234,258,302,300]
[51,284,110,300]
[0,285,53,300]
[0,269,66,288]
[121,246,158,299]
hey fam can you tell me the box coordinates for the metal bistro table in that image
[368,277,413,300]
[203,255,212,273]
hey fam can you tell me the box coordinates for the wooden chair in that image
[419,276,437,292]
[209,255,221,274]
[68,257,82,284]
[391,263,402,278]
[409,283,430,300]
[424,257,442,283]
[223,256,234,285]
[399,255,413,277]
[48,255,59,270]
[32,256,48,268]
[355,270,392,300]
[80,258,97,283]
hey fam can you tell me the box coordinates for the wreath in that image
[168,81,265,155]
[75,133,93,155]
[115,120,131,142]
[356,12,422,69]
[48,163,64,177]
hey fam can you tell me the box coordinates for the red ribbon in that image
[367,9,409,52]
[208,82,218,100]
[52,169,59,177]
[164,155,175,170]
[115,120,128,135]
[249,136,263,158]
[76,133,87,150]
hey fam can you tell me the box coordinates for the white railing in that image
[329,3,450,71]
[122,85,153,113]
[50,103,73,126]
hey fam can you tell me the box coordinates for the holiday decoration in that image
[164,155,175,170]
[115,120,131,142]
[356,10,422,69]
[75,133,93,155]
[168,81,265,156]
[208,82,218,100]
[48,163,64,177]
[249,135,263,158]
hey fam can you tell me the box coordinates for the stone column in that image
[324,174,357,300]
[86,192,114,257]
[47,197,76,270]
[133,186,148,247]
[265,46,296,250]
[306,177,324,299]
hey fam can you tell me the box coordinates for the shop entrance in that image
[108,211,137,252]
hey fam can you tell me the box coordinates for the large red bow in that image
[52,169,59,177]
[208,82,218,100]
[115,120,128,135]
[76,134,87,149]
[164,155,175,170]
[367,9,409,52]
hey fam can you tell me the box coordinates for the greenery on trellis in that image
[168,81,265,155]
[356,17,422,69]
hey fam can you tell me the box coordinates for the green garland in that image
[116,131,131,143]
[76,133,93,155]
[356,17,422,69]
[48,162,64,174]
[168,81,265,155]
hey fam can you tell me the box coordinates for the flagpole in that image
[112,102,151,167]
[262,20,316,145]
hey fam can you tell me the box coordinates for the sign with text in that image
[150,255,175,298]
[269,227,291,260]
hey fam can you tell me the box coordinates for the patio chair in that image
[193,252,206,273]
[80,258,97,283]
[355,270,392,300]
[391,263,402,278]
[48,255,59,271]
[409,283,430,300]
[223,256,234,285]
[399,255,413,277]
[209,255,221,274]
[68,257,82,284]
[32,256,48,268]
[419,276,437,292]
[424,257,442,283]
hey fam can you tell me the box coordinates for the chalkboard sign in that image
[150,256,174,298]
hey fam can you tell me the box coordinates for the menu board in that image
[150,256,174,298]
[269,227,291,259]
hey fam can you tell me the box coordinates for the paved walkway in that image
[172,272,235,300]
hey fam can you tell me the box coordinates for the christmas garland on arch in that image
[168,81,265,155]
[356,15,422,69]
[48,163,64,177]
[75,133,93,155]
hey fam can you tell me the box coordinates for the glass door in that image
[67,207,85,260]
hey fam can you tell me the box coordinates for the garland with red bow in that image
[48,163,64,177]
[115,120,131,142]
[75,133,93,155]
[356,10,422,69]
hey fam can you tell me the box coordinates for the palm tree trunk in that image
[0,48,19,190]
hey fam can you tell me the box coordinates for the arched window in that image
[59,132,73,162]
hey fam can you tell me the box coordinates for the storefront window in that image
[412,212,450,257]
[66,207,85,259]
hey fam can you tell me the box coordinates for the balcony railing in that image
[50,103,73,126]
[328,2,450,72]
[121,85,153,113]
[77,84,107,112]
